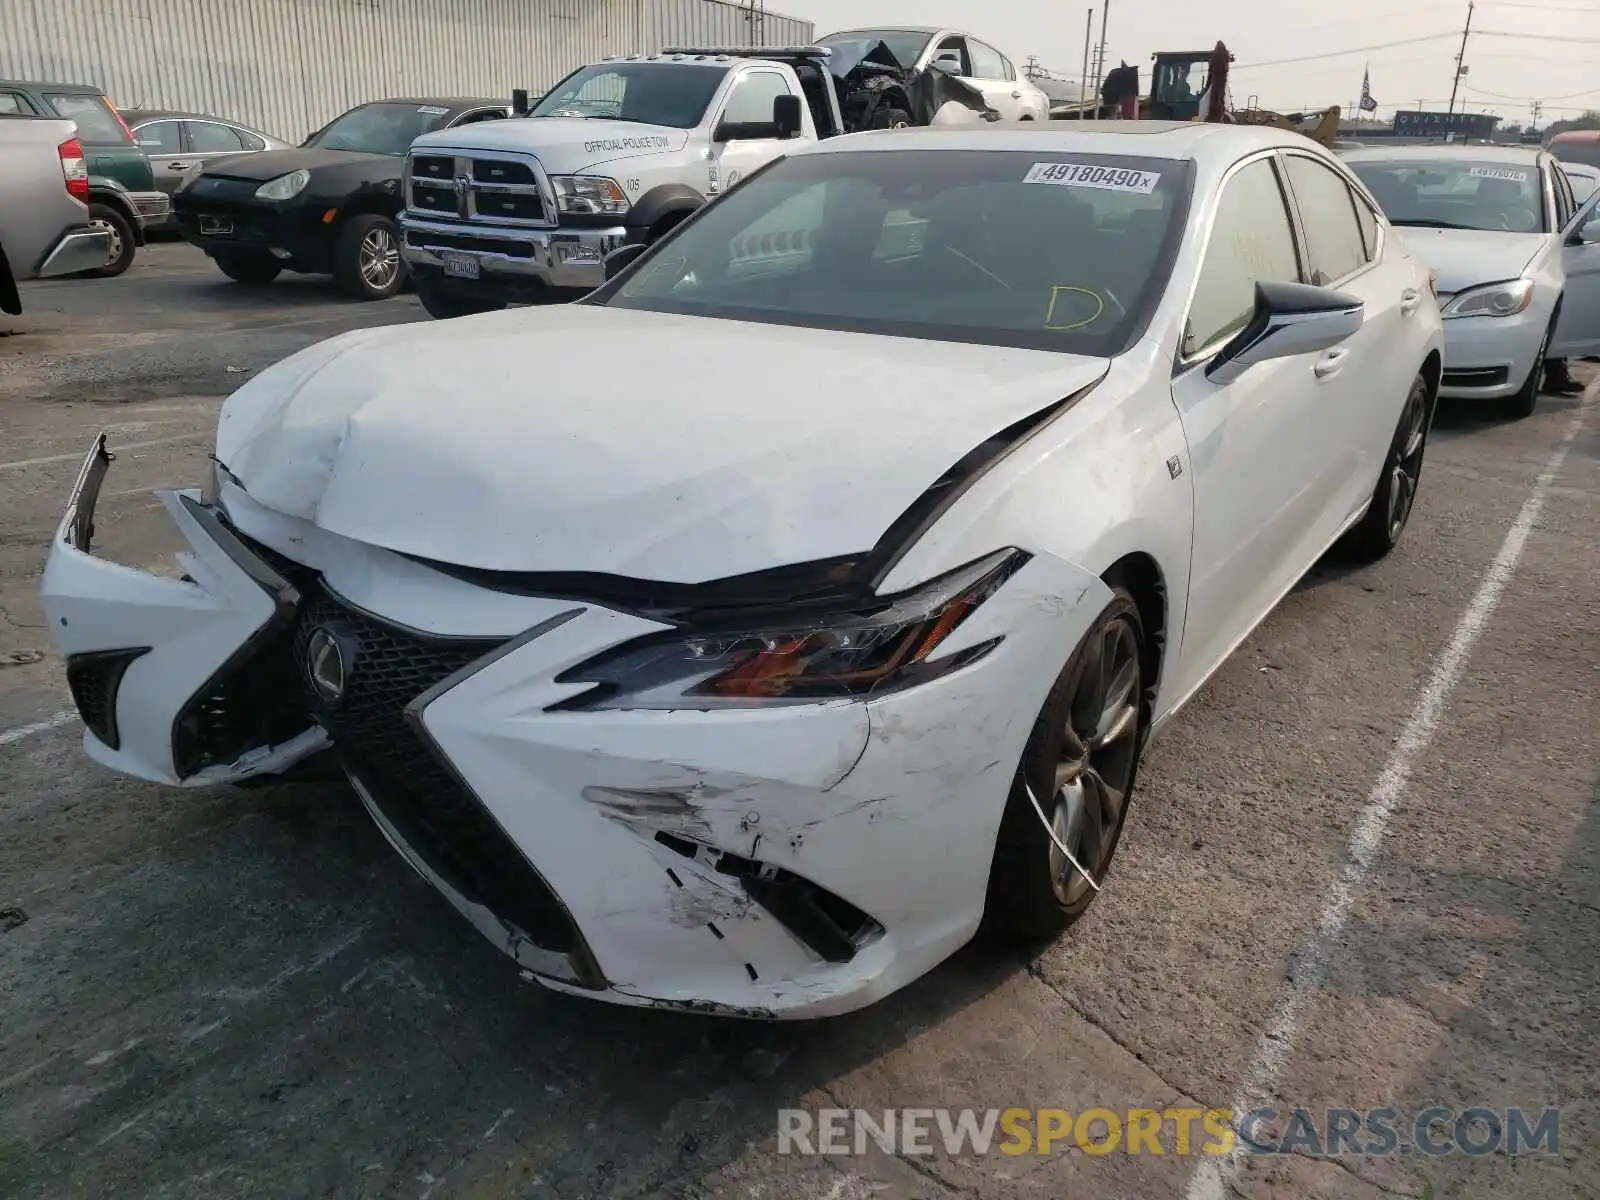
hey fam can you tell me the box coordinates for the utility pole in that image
[1446,0,1473,116]
[1079,8,1093,118]
[1530,99,1543,129]
[1092,0,1111,117]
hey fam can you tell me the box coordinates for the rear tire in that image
[1338,372,1433,562]
[214,253,281,285]
[983,586,1148,944]
[333,213,405,301]
[83,203,136,279]
[415,276,505,320]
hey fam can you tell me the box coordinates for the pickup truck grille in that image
[405,150,550,227]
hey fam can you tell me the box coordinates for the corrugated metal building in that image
[0,0,813,142]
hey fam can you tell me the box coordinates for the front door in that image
[709,69,798,194]
[1550,193,1600,359]
[964,39,1026,119]
[1166,154,1333,702]
[134,119,190,195]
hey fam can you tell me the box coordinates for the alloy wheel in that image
[1387,381,1429,540]
[359,226,400,291]
[91,217,123,268]
[1048,617,1142,905]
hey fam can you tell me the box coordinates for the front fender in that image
[625,183,706,239]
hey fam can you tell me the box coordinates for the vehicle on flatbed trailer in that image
[0,115,113,314]
[400,48,850,319]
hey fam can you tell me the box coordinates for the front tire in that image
[1338,371,1433,562]
[1499,314,1555,420]
[333,213,405,300]
[214,253,281,285]
[83,203,136,278]
[868,105,913,130]
[984,587,1148,943]
[415,276,505,320]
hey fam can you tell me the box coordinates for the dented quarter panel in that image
[208,303,1110,582]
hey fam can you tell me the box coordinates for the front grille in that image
[404,228,536,258]
[405,151,549,226]
[291,587,581,955]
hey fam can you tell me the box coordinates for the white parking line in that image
[0,710,78,749]
[0,432,208,473]
[1183,385,1595,1200]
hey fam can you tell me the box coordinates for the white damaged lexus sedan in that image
[42,123,1443,1019]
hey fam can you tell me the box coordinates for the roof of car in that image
[121,108,229,124]
[1340,143,1545,165]
[374,97,508,109]
[822,26,946,35]
[0,78,106,94]
[803,120,1327,160]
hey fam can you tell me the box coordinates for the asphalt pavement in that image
[1,242,1596,1200]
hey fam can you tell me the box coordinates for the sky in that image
[773,0,1600,124]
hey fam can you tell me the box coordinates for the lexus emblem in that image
[304,627,348,705]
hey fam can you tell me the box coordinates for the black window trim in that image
[1277,147,1383,291]
[186,117,247,153]
[1175,148,1307,373]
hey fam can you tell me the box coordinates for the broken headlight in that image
[553,549,1028,710]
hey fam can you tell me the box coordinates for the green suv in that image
[0,79,171,276]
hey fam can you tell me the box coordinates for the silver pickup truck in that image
[0,115,112,315]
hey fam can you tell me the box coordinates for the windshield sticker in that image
[417,105,450,115]
[584,135,670,154]
[1468,166,1528,182]
[1024,162,1161,194]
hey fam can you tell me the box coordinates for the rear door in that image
[1550,191,1600,358]
[1167,152,1330,699]
[134,119,190,194]
[1280,149,1413,525]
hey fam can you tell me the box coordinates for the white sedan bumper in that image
[40,436,1110,1018]
[1438,307,1548,399]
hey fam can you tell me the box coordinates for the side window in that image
[1284,155,1368,284]
[0,91,38,115]
[968,40,1006,80]
[189,121,246,152]
[1001,55,1017,82]
[238,129,266,151]
[136,120,182,154]
[1184,157,1302,357]
[1352,191,1380,261]
[933,36,968,74]
[721,70,791,126]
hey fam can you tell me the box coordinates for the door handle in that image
[1400,287,1422,315]
[1313,347,1349,378]
[169,161,193,169]
[1011,90,1023,99]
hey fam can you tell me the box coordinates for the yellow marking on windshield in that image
[1044,286,1104,331]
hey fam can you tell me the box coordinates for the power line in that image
[1465,80,1600,101]
[1479,1,1600,10]
[1230,32,1459,72]
[1478,27,1600,42]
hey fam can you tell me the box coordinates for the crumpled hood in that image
[1389,226,1545,295]
[215,306,1107,582]
[410,117,689,172]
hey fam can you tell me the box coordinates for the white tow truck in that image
[397,48,850,319]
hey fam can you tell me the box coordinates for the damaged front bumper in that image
[41,435,1111,1018]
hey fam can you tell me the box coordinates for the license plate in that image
[199,216,234,235]
[442,252,480,280]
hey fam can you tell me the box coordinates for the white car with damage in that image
[1344,144,1600,416]
[45,123,1444,1020]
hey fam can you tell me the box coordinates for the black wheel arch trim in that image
[625,183,707,240]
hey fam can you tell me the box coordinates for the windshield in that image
[1348,159,1548,233]
[595,148,1193,356]
[818,29,936,68]
[305,102,455,155]
[530,63,726,128]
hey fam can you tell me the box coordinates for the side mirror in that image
[713,119,781,142]
[1567,219,1599,246]
[603,243,648,281]
[1207,280,1364,385]
[931,52,964,75]
[772,94,802,138]
[511,88,529,116]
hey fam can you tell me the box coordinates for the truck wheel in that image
[214,253,281,285]
[333,214,406,300]
[84,204,136,279]
[415,276,505,320]
[868,106,913,130]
